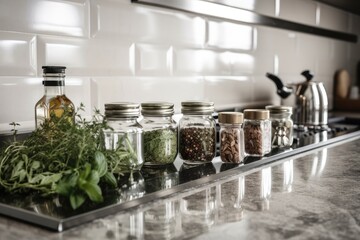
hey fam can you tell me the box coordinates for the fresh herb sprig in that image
[0,104,118,209]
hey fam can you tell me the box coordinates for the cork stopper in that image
[218,112,244,124]
[243,109,270,120]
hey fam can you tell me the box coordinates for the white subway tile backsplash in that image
[38,36,133,76]
[205,0,276,17]
[0,77,42,128]
[279,0,317,26]
[90,77,124,113]
[127,4,206,47]
[229,52,256,75]
[252,51,275,76]
[313,39,348,77]
[208,21,253,50]
[0,0,89,38]
[90,0,132,39]
[204,76,253,108]
[174,48,230,76]
[318,3,349,32]
[65,77,93,118]
[135,44,170,76]
[329,40,349,68]
[123,77,205,112]
[314,38,333,76]
[255,27,301,76]
[303,38,330,76]
[92,77,205,114]
[0,32,37,76]
[0,0,359,131]
[255,26,299,58]
[253,0,277,17]
[253,76,280,104]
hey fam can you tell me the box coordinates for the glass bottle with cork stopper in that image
[103,102,144,173]
[178,101,216,164]
[218,112,245,163]
[243,109,271,156]
[35,66,74,128]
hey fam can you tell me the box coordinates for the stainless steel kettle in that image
[266,70,328,129]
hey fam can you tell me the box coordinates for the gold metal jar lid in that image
[141,102,174,116]
[218,112,244,124]
[104,102,140,118]
[265,105,292,114]
[243,109,270,120]
[181,101,214,114]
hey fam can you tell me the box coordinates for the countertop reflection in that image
[1,138,360,239]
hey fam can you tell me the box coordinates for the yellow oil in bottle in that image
[35,95,75,128]
[35,66,75,128]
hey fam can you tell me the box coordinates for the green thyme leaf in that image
[0,105,120,210]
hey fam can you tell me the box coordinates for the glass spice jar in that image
[218,112,245,164]
[139,102,178,166]
[179,101,216,164]
[103,102,144,173]
[265,105,293,148]
[243,109,271,157]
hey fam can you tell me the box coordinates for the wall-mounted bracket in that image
[132,0,357,43]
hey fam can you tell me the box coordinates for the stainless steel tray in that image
[0,117,359,232]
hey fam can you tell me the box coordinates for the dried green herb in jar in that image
[179,127,216,162]
[143,128,178,165]
[140,102,178,166]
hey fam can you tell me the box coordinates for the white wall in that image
[0,0,359,133]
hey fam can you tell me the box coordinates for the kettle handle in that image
[301,70,314,81]
[266,72,293,98]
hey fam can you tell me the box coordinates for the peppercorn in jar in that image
[179,101,216,164]
[139,102,178,166]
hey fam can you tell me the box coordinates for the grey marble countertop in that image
[1,137,360,239]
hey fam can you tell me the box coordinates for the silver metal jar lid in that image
[265,105,293,114]
[104,102,140,118]
[243,109,270,120]
[218,112,244,124]
[181,101,214,114]
[141,102,174,116]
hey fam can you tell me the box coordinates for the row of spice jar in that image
[102,101,294,173]
[102,101,217,173]
[218,105,294,164]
